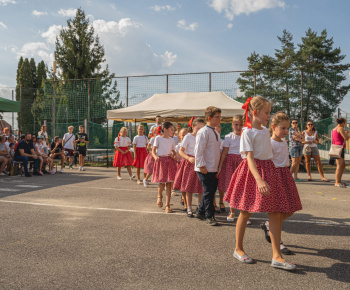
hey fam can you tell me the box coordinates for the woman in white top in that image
[113,127,135,180]
[173,118,205,217]
[302,121,329,182]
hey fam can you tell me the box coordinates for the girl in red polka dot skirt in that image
[224,96,299,271]
[132,125,148,185]
[113,127,135,180]
[174,118,205,217]
[143,127,157,187]
[260,112,302,256]
[152,122,177,213]
[217,114,250,224]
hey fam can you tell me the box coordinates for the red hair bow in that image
[188,117,196,128]
[242,97,253,129]
[157,126,162,135]
[117,132,121,141]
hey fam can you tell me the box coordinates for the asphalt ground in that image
[0,167,349,289]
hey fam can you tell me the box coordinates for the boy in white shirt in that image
[62,126,76,169]
[194,106,222,226]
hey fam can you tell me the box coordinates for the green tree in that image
[32,60,47,129]
[237,29,350,121]
[17,58,35,133]
[53,8,123,129]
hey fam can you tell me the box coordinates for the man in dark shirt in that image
[74,125,89,171]
[14,133,40,177]
[50,136,65,173]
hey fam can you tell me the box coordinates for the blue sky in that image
[0,0,349,125]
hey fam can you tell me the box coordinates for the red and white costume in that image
[218,132,243,193]
[113,136,133,167]
[132,135,148,168]
[224,127,302,213]
[151,136,177,183]
[144,137,155,174]
[173,134,204,194]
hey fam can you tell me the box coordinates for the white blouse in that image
[133,135,148,148]
[153,136,175,157]
[114,136,131,147]
[181,133,196,156]
[223,132,241,155]
[240,127,273,160]
[271,139,290,168]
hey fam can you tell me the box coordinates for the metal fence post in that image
[209,73,212,92]
[87,78,90,138]
[19,84,22,134]
[52,75,56,138]
[254,71,256,96]
[106,120,109,168]
[11,90,14,133]
[300,68,304,130]
[166,74,169,93]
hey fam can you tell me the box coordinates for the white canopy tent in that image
[107,91,244,123]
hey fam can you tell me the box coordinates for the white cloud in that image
[151,5,176,12]
[209,0,286,20]
[177,19,198,31]
[109,3,117,10]
[41,25,62,44]
[0,21,7,29]
[227,23,233,29]
[12,42,54,64]
[58,8,77,17]
[0,0,16,5]
[92,18,177,74]
[32,10,48,17]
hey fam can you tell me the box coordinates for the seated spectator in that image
[5,135,14,156]
[50,136,65,173]
[0,135,9,175]
[14,133,40,177]
[35,136,55,174]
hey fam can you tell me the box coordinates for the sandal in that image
[165,204,173,213]
[219,203,226,213]
[214,206,220,214]
[321,179,330,182]
[335,183,347,188]
[171,190,178,196]
[157,196,163,208]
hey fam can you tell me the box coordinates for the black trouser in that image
[196,172,218,218]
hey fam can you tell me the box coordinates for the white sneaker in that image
[246,220,252,225]
[227,216,235,222]
[117,176,122,180]
[143,179,149,187]
[78,167,82,171]
[82,167,85,171]
[0,172,6,176]
[129,175,135,180]
[60,169,64,173]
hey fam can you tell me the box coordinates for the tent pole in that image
[106,119,109,168]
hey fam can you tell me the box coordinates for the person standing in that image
[302,121,329,182]
[62,126,76,170]
[74,125,89,171]
[194,106,222,226]
[332,118,349,187]
[148,115,162,138]
[38,125,49,156]
[288,119,303,181]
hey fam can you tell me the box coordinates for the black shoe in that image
[25,172,32,177]
[181,208,187,212]
[219,203,226,213]
[33,171,41,176]
[260,222,271,243]
[206,217,219,226]
[195,212,206,220]
[187,210,194,218]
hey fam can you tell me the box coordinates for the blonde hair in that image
[178,128,188,141]
[244,96,271,125]
[269,111,290,135]
[137,125,144,130]
[120,127,128,133]
[232,114,244,124]
[68,126,74,130]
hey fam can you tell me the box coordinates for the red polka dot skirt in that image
[173,157,203,194]
[218,154,242,193]
[151,156,177,183]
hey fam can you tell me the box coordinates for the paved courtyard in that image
[0,167,349,289]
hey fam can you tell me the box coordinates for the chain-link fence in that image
[2,66,349,155]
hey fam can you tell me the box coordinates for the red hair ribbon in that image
[242,97,253,129]
[188,117,196,128]
[157,126,162,135]
[118,132,121,141]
